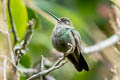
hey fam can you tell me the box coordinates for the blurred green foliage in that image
[6,0,113,80]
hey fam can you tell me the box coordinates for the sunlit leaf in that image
[7,0,28,39]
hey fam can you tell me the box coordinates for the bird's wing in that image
[70,29,81,62]
[69,29,89,71]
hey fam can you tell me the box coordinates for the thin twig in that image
[40,55,45,80]
[27,56,67,80]
[41,56,45,71]
[53,55,65,66]
[27,42,78,80]
[18,68,38,74]
[3,57,7,80]
[27,61,67,80]
[15,19,35,65]
[21,20,34,49]
[7,0,19,46]
[0,55,37,74]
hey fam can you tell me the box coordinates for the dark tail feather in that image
[78,53,89,71]
[67,53,89,72]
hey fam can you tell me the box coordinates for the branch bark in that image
[0,0,17,79]
[27,56,67,80]
[82,34,120,54]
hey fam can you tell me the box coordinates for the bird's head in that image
[57,17,73,26]
[48,12,73,26]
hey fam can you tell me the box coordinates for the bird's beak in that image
[48,11,59,21]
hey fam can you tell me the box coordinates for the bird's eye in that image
[65,21,69,24]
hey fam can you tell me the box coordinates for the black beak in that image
[48,11,59,21]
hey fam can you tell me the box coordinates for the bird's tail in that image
[67,52,89,72]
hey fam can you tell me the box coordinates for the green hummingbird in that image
[50,13,89,72]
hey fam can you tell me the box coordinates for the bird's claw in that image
[65,43,75,56]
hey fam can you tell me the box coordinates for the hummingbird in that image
[50,12,89,72]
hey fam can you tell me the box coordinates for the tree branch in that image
[14,19,35,65]
[0,0,18,79]
[1,0,15,66]
[27,56,67,80]
[82,4,120,54]
[18,68,38,74]
[82,34,120,54]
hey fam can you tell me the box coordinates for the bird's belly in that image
[52,33,72,53]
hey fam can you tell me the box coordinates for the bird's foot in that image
[65,43,75,56]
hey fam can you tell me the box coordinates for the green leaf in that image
[7,0,28,39]
[20,76,26,80]
[20,53,32,68]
